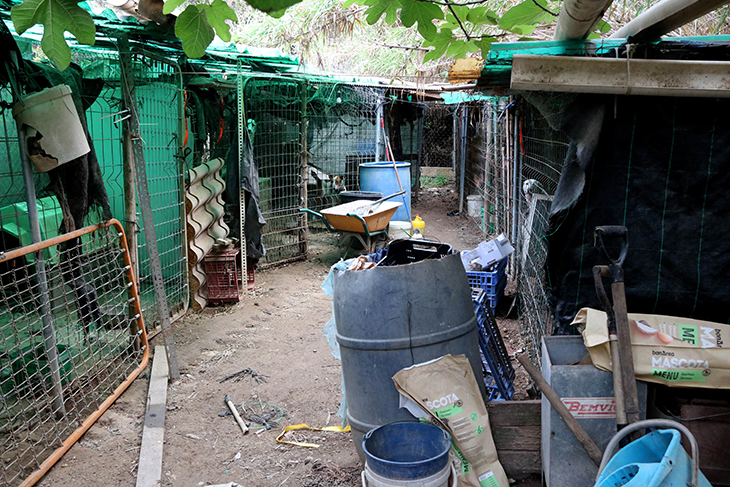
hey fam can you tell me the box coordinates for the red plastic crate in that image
[205,249,241,302]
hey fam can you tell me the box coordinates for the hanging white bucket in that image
[12,85,90,173]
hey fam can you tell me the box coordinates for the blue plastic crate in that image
[466,257,508,295]
[471,288,515,401]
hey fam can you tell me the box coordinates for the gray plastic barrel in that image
[334,253,485,462]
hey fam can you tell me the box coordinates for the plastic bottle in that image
[412,215,425,239]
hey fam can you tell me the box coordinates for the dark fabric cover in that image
[546,95,730,334]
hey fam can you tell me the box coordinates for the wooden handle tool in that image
[225,395,249,435]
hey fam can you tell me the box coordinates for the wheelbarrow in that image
[301,199,402,258]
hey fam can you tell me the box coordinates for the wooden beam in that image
[136,346,169,487]
[487,400,542,476]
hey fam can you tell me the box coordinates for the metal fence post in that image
[10,51,66,418]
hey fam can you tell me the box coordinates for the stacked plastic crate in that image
[470,259,515,401]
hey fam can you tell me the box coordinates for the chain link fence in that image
[0,220,148,486]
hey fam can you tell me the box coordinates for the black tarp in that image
[546,95,730,334]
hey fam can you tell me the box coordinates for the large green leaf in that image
[475,36,496,59]
[467,7,498,26]
[203,0,237,42]
[499,0,553,31]
[175,4,215,58]
[162,0,185,15]
[11,0,95,70]
[399,0,442,41]
[245,0,303,14]
[422,28,452,62]
[364,0,398,25]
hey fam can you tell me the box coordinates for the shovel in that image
[352,190,405,217]
[592,226,640,436]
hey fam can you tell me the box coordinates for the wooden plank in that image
[136,346,169,487]
[492,425,541,451]
[497,450,542,476]
[488,401,542,476]
[488,400,541,425]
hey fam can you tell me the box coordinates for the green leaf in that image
[203,0,237,42]
[162,0,185,15]
[364,0,393,24]
[586,32,600,39]
[596,19,611,34]
[11,0,95,70]
[399,0,442,41]
[474,36,496,58]
[175,5,215,58]
[422,28,452,62]
[342,0,360,7]
[267,8,287,17]
[245,0,302,14]
[499,0,553,31]
[509,24,536,35]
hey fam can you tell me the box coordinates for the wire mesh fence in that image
[460,99,511,243]
[76,46,189,328]
[420,103,453,169]
[242,76,306,266]
[516,99,570,365]
[0,220,148,487]
[306,82,382,214]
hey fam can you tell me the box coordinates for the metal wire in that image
[0,220,148,487]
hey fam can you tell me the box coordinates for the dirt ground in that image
[36,184,538,487]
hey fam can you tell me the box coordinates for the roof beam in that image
[510,54,730,97]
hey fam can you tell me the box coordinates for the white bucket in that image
[388,221,412,239]
[362,463,455,487]
[466,195,483,218]
[12,85,90,172]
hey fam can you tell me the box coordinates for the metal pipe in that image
[511,100,518,249]
[458,105,467,215]
[10,52,66,419]
[375,102,384,163]
[611,0,730,40]
[554,0,615,40]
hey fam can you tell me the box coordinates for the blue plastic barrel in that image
[363,422,451,480]
[360,162,411,222]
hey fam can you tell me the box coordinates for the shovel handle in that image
[594,226,628,269]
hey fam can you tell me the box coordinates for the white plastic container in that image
[466,195,483,217]
[388,221,412,239]
[362,463,455,487]
[12,85,90,172]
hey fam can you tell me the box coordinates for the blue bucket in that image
[359,162,411,222]
[595,429,712,487]
[363,422,452,481]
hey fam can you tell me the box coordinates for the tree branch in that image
[532,0,558,17]
[376,41,429,51]
[445,1,472,40]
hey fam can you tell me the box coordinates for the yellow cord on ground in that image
[276,423,351,448]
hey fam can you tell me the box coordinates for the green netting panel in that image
[75,47,188,325]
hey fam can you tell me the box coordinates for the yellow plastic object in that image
[320,200,402,233]
[276,423,351,448]
[412,214,425,236]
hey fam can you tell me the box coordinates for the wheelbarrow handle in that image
[596,419,700,487]
[300,208,335,233]
[594,225,628,269]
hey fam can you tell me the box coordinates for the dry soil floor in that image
[37,185,538,487]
